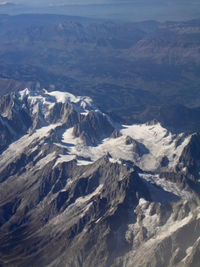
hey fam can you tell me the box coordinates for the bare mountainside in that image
[0,88,200,266]
[0,14,200,132]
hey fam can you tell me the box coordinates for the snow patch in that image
[53,123,191,171]
[139,198,159,235]
[140,173,192,201]
[19,88,56,120]
[75,184,103,204]
[58,131,137,166]
[121,123,191,171]
[46,90,97,115]
[35,152,57,170]
[54,154,76,167]
[109,158,122,164]
[76,159,93,166]
[0,123,60,171]
[18,88,97,119]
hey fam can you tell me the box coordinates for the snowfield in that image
[0,89,192,174]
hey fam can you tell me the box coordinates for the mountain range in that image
[0,88,200,267]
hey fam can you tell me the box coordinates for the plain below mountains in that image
[0,15,199,133]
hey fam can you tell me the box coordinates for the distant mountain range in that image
[0,1,15,6]
[0,0,199,22]
[0,15,199,133]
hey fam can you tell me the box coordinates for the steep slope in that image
[0,88,200,267]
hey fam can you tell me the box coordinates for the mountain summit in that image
[0,88,200,267]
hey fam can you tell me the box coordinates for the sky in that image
[1,0,108,4]
[0,0,199,22]
[1,0,200,6]
[0,0,188,5]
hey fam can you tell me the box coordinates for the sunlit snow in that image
[1,89,192,175]
[54,123,191,172]
[140,173,192,201]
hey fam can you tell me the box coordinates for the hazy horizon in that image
[0,0,199,22]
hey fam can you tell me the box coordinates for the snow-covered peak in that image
[51,121,191,172]
[45,90,96,115]
[18,88,98,116]
[1,88,192,173]
[120,122,191,171]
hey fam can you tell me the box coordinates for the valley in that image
[0,15,200,132]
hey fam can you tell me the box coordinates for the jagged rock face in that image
[0,88,115,152]
[0,88,200,267]
[179,133,200,180]
[0,118,13,152]
[0,155,149,267]
[73,111,114,145]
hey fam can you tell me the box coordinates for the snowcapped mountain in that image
[0,88,200,267]
[0,88,192,172]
